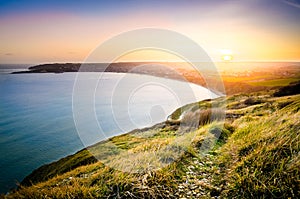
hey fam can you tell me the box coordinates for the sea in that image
[0,64,218,193]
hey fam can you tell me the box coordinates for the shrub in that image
[181,108,225,127]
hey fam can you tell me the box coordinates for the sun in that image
[220,49,233,62]
[222,54,233,61]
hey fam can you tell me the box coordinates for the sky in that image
[0,0,300,64]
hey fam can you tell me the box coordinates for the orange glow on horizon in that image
[116,49,184,62]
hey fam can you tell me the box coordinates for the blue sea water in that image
[0,69,216,193]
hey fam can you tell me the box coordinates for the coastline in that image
[20,95,225,187]
[11,62,209,90]
[9,86,300,198]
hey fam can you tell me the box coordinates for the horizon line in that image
[1,60,300,65]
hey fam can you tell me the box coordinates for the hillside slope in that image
[4,91,300,198]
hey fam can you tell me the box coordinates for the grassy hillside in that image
[4,87,300,198]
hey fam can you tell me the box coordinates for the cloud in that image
[5,53,13,56]
[283,0,300,8]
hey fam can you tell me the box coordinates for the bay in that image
[0,72,216,193]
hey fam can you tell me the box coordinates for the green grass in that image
[218,95,300,198]
[4,91,300,199]
[248,78,300,87]
[222,75,272,83]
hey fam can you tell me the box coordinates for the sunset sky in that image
[0,0,300,64]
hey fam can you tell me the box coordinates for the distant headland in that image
[11,62,201,83]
